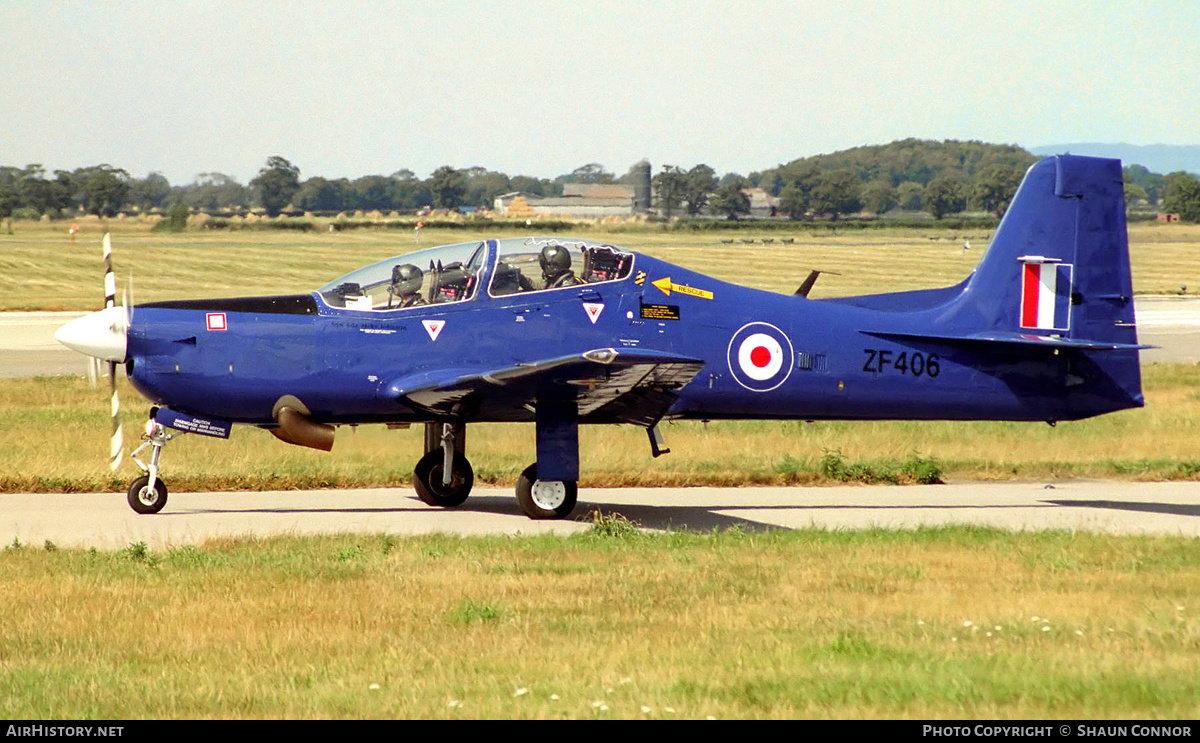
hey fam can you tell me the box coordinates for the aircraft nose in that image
[54,306,128,362]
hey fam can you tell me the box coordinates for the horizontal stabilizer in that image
[864,329,1152,352]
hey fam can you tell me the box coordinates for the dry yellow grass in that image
[1127,222,1200,295]
[4,224,1199,720]
[2,219,1199,310]
[2,363,1199,493]
[3,528,1198,718]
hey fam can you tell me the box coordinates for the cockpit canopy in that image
[317,238,634,311]
[318,240,485,310]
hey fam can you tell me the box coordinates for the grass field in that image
[3,219,1200,720]
[2,218,1199,310]
[3,526,1199,719]
[1,362,1199,494]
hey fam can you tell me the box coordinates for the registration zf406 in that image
[862,349,941,378]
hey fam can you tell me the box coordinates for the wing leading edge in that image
[382,348,705,426]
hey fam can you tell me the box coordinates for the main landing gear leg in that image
[127,414,179,514]
[517,400,579,520]
[413,421,473,508]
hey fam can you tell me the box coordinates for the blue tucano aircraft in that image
[56,155,1145,519]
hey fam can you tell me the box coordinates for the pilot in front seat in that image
[388,263,426,308]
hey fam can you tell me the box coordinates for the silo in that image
[632,160,651,213]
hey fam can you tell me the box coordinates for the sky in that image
[2,0,1198,186]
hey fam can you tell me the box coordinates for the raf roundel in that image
[727,322,794,392]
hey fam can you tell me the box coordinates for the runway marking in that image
[1137,309,1200,327]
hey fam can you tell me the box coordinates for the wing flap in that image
[383,348,704,424]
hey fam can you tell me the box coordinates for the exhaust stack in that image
[270,395,334,452]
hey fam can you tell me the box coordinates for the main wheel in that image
[515,463,577,520]
[413,450,474,508]
[127,475,168,515]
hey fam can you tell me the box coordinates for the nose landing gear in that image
[126,414,182,514]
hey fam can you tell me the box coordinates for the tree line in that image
[0,158,619,221]
[2,139,1199,223]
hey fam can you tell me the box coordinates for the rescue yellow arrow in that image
[651,277,713,300]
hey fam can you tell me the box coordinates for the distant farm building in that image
[495,183,639,219]
[743,188,777,218]
[493,177,780,219]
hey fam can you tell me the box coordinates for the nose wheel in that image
[127,475,168,514]
[126,414,180,515]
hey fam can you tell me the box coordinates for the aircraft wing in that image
[382,348,705,426]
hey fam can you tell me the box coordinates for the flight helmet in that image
[539,245,572,281]
[391,263,423,296]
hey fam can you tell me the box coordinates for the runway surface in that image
[2,299,1199,547]
[1136,295,1200,364]
[4,481,1199,549]
[0,311,91,378]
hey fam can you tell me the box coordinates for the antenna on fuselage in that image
[794,269,841,298]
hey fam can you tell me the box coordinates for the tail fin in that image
[960,154,1139,349]
[860,155,1145,417]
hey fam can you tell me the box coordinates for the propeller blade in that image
[105,234,123,470]
[124,274,134,328]
[103,233,116,310]
[109,360,123,470]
